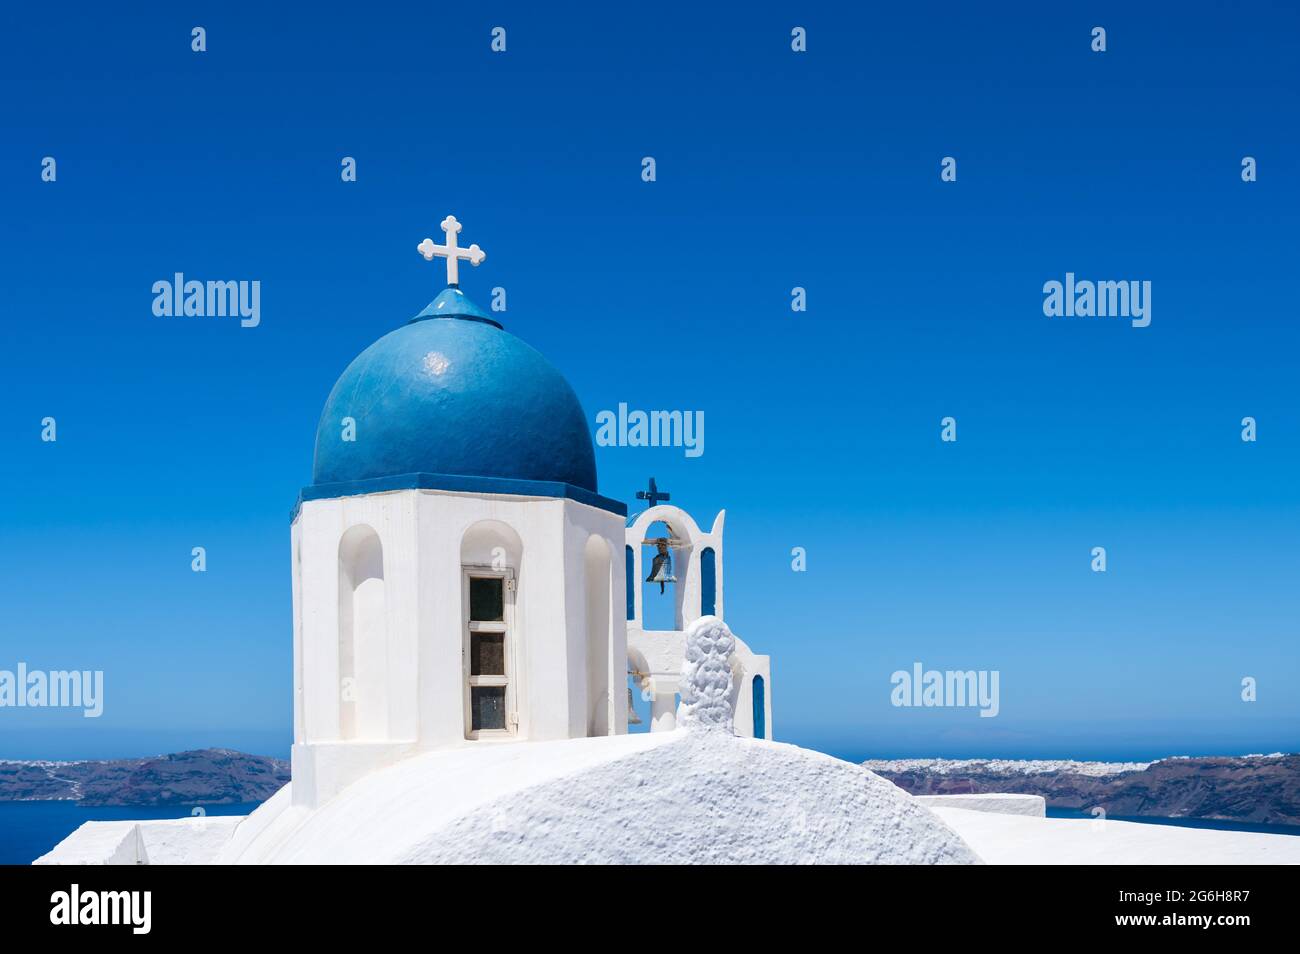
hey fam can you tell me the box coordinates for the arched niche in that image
[292,529,304,745]
[459,520,524,738]
[584,534,612,736]
[640,518,687,631]
[624,545,635,621]
[626,504,721,630]
[700,547,717,617]
[338,524,386,741]
[626,645,653,734]
[460,519,523,570]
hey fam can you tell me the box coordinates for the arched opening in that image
[624,545,635,621]
[752,674,766,740]
[338,524,386,741]
[460,520,523,739]
[626,648,652,734]
[292,530,304,745]
[640,519,683,631]
[700,546,716,617]
[584,535,612,736]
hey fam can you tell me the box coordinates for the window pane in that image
[471,686,506,731]
[470,632,505,676]
[469,577,504,621]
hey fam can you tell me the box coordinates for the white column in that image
[651,688,677,732]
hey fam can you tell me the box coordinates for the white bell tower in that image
[624,480,772,739]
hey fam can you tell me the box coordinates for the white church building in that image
[289,215,772,808]
[38,216,1300,865]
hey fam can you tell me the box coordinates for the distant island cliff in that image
[0,748,289,806]
[6,747,1297,825]
[865,753,1300,826]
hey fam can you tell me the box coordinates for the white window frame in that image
[462,565,517,740]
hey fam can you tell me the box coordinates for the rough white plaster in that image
[35,817,241,865]
[914,793,1047,817]
[208,730,981,864]
[374,732,982,865]
[219,733,677,863]
[679,616,736,731]
[33,822,141,865]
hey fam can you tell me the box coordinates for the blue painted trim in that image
[700,546,716,617]
[408,312,503,329]
[624,545,636,620]
[752,674,766,740]
[291,472,627,522]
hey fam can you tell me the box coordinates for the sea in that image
[0,801,263,866]
[1046,807,1300,836]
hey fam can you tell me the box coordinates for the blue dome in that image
[310,289,600,499]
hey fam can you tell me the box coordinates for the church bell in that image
[626,687,643,725]
[644,542,676,594]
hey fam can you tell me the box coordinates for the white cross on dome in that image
[417,215,486,287]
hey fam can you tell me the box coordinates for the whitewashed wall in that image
[290,488,626,807]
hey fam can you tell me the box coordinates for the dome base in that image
[292,471,626,522]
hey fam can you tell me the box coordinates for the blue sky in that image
[1,2,1297,762]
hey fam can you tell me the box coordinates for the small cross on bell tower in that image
[417,215,486,287]
[636,477,670,510]
[637,478,680,594]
